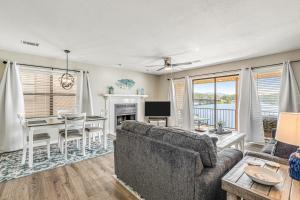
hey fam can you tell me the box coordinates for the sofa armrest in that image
[261,139,276,154]
[195,148,243,200]
[245,151,288,165]
[115,129,203,200]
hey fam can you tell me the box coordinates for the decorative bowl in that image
[244,166,283,186]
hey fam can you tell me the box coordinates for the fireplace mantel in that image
[100,94,148,135]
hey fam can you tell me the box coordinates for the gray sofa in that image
[114,121,243,200]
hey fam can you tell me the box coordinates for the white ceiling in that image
[0,0,300,74]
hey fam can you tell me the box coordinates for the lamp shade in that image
[275,112,300,146]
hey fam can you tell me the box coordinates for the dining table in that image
[26,116,107,168]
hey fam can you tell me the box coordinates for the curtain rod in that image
[168,69,240,80]
[2,61,88,73]
[167,59,300,80]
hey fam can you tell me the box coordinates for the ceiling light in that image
[59,50,74,90]
[195,48,200,52]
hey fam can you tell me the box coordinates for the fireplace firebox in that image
[115,103,137,131]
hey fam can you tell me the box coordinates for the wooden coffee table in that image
[222,156,300,200]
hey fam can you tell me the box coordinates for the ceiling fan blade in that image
[145,64,164,68]
[172,62,193,67]
[172,59,201,67]
[156,66,166,71]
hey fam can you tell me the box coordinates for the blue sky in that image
[194,81,236,95]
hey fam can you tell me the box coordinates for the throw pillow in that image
[272,140,298,159]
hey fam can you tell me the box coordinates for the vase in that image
[289,149,300,180]
[217,125,223,133]
[108,87,114,94]
[140,88,144,95]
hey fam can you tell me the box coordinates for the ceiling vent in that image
[21,40,39,47]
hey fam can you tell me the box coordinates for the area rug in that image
[0,137,113,182]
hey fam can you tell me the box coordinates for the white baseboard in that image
[112,175,145,200]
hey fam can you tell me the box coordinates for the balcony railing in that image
[193,107,278,133]
[194,107,236,129]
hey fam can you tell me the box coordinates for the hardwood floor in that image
[0,153,138,200]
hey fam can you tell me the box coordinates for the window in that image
[253,66,282,138]
[20,67,78,118]
[193,75,239,130]
[253,66,282,117]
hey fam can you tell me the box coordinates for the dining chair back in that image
[17,113,51,165]
[59,113,86,159]
[57,110,73,118]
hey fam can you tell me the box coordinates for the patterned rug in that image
[0,137,113,182]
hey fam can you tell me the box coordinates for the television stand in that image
[147,117,168,127]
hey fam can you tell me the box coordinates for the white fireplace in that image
[101,94,148,135]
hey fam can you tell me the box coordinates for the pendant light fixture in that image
[60,50,74,90]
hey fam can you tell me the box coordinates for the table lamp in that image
[275,112,300,180]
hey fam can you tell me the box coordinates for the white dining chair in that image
[85,121,104,149]
[57,109,73,149]
[18,114,51,165]
[59,113,86,159]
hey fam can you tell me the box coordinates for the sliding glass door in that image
[193,78,216,129]
[193,75,239,130]
[216,76,238,129]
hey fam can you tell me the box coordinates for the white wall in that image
[2,48,300,110]
[0,49,160,115]
[157,49,300,100]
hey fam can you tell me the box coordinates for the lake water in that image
[194,103,236,128]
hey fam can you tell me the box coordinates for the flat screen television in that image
[145,101,170,117]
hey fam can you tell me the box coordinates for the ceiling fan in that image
[145,57,201,71]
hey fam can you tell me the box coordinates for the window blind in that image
[254,66,282,117]
[20,67,78,118]
[174,79,185,127]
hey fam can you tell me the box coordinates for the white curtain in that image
[238,68,264,143]
[168,79,178,127]
[182,76,194,131]
[76,71,84,113]
[77,71,94,115]
[279,61,300,112]
[0,62,25,152]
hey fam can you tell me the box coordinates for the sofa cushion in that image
[147,126,170,141]
[162,128,218,167]
[147,126,218,150]
[272,141,298,159]
[148,127,218,147]
[121,120,154,136]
